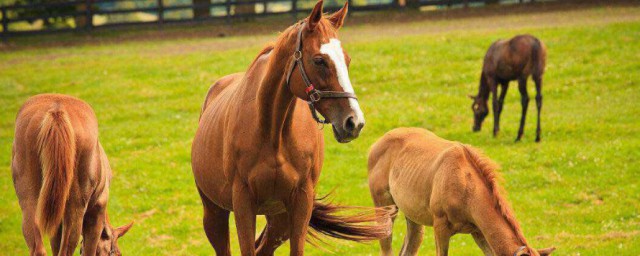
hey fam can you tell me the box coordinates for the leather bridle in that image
[285,21,358,124]
[513,246,528,256]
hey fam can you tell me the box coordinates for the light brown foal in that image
[12,94,132,256]
[192,1,392,255]
[368,128,555,256]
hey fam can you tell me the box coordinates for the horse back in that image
[199,73,243,120]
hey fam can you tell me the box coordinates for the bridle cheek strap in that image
[285,21,357,124]
[513,246,528,256]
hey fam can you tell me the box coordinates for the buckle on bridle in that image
[294,50,302,60]
[309,91,321,102]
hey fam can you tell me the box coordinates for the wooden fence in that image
[0,0,534,39]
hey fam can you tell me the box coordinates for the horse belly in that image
[389,168,434,226]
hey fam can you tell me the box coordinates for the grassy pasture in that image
[1,3,639,256]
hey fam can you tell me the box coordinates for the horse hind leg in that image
[399,217,424,256]
[198,188,231,256]
[533,75,543,142]
[256,213,290,256]
[369,171,397,256]
[13,162,47,256]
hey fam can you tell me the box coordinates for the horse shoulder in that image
[429,144,471,219]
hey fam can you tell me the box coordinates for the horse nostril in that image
[344,116,356,133]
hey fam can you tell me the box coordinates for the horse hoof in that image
[535,138,541,143]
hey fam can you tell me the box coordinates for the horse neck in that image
[256,32,300,145]
[469,185,528,255]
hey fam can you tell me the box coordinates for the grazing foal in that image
[12,94,132,256]
[368,128,555,256]
[469,34,546,142]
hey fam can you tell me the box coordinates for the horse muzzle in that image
[332,115,365,143]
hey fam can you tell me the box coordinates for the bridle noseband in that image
[285,21,358,124]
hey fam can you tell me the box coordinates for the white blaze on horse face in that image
[319,38,365,125]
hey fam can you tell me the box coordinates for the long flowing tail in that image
[308,196,396,243]
[35,106,76,236]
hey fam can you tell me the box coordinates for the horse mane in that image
[250,44,275,67]
[460,144,529,247]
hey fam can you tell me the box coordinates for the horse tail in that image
[531,38,546,77]
[36,105,76,236]
[308,195,396,243]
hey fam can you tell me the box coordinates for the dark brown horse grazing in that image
[12,94,133,256]
[368,128,556,256]
[191,1,391,255]
[469,34,546,142]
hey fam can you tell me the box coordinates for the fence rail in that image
[0,0,533,39]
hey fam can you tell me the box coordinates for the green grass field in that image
[1,3,639,256]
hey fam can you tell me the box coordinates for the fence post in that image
[291,0,297,21]
[225,0,231,24]
[157,0,164,25]
[85,0,93,31]
[1,7,8,42]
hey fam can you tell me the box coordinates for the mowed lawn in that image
[1,4,639,256]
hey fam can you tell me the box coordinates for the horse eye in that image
[313,57,326,66]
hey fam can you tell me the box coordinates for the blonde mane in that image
[460,144,529,247]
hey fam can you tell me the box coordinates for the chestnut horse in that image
[12,94,133,256]
[469,34,546,142]
[191,1,391,255]
[368,128,555,256]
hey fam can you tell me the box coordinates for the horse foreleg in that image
[232,182,257,256]
[516,78,530,142]
[534,76,543,142]
[491,86,500,137]
[399,217,424,256]
[286,183,314,256]
[498,82,509,115]
[471,231,492,256]
[79,203,106,256]
[256,213,290,256]
[433,218,453,256]
[57,189,84,256]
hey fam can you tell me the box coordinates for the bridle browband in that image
[285,21,358,124]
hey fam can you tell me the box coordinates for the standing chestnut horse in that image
[12,94,133,256]
[368,128,555,256]
[469,34,546,142]
[191,1,391,255]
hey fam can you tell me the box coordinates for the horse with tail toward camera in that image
[12,94,133,256]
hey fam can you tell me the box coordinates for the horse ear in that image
[537,247,556,256]
[328,1,348,29]
[308,0,324,31]
[116,221,134,238]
